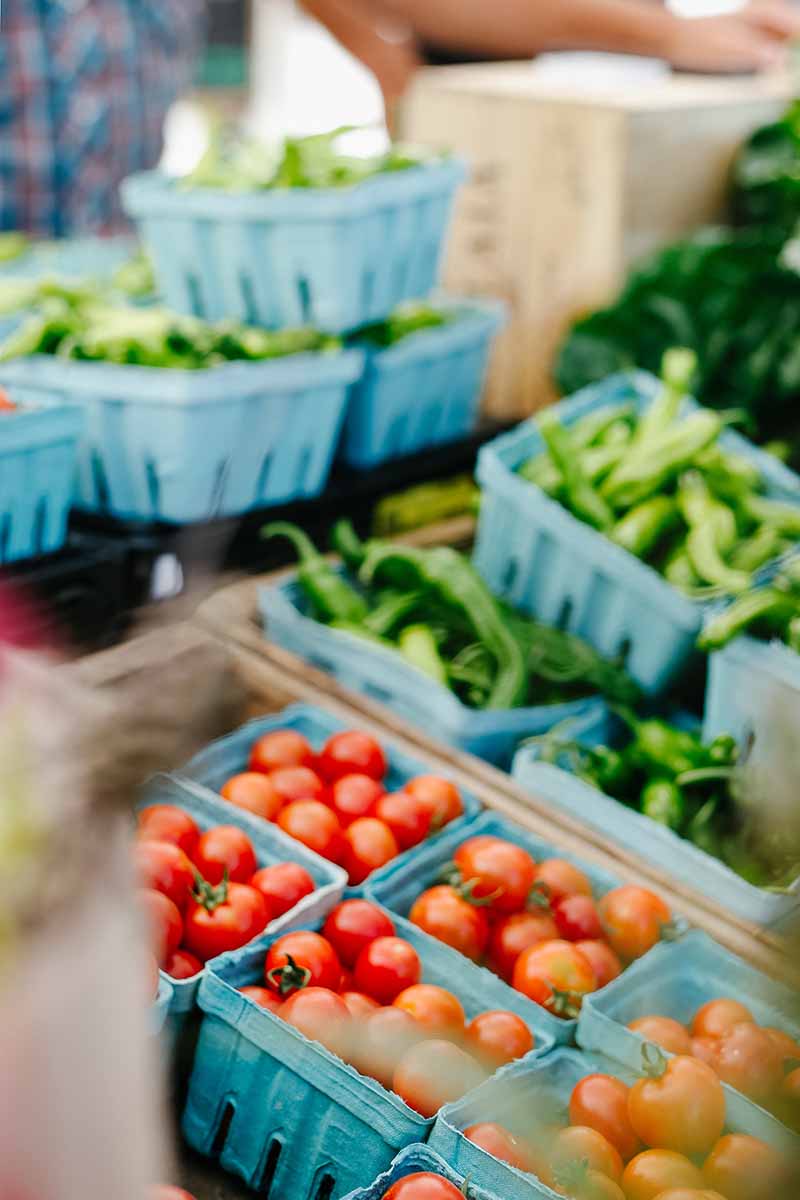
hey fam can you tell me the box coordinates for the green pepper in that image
[371,475,478,536]
[538,409,614,531]
[519,453,563,495]
[362,591,423,638]
[697,586,800,651]
[626,716,706,777]
[591,746,632,795]
[740,494,800,538]
[678,473,750,593]
[629,347,696,451]
[331,519,371,573]
[602,410,721,509]
[568,403,634,451]
[329,621,397,651]
[686,796,723,858]
[707,734,739,766]
[663,543,700,591]
[610,496,680,559]
[729,526,786,573]
[263,522,368,624]
[398,624,448,685]
[787,615,800,654]
[641,779,686,830]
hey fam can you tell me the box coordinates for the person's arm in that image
[300,0,420,108]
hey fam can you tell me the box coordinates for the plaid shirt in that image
[0,0,203,237]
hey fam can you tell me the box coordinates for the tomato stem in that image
[547,986,583,1020]
[527,882,553,912]
[266,952,312,996]
[192,868,229,913]
[641,1041,668,1078]
[437,863,505,907]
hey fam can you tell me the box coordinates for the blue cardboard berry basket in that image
[339,1143,501,1200]
[0,347,362,522]
[121,161,466,333]
[150,977,174,1037]
[175,703,481,893]
[0,402,83,563]
[341,298,505,469]
[511,706,800,930]
[258,572,611,767]
[138,774,346,1020]
[0,235,138,281]
[577,929,800,1155]
[367,810,639,1046]
[183,912,552,1197]
[473,371,800,694]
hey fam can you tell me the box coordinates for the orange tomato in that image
[453,836,536,914]
[650,1191,726,1200]
[598,886,671,961]
[569,1074,640,1162]
[574,939,623,990]
[220,772,285,820]
[628,1017,691,1057]
[763,1026,800,1062]
[704,1134,792,1200]
[689,1036,719,1069]
[404,776,463,828]
[464,1010,534,1069]
[488,911,559,981]
[463,1123,534,1172]
[628,1056,725,1159]
[350,1007,422,1089]
[392,1039,486,1117]
[409,885,490,963]
[690,998,754,1040]
[622,1150,705,1200]
[393,984,466,1040]
[531,858,592,905]
[552,1124,623,1182]
[512,940,597,1018]
[342,817,399,885]
[712,1021,784,1104]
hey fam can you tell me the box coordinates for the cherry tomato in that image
[381,1173,464,1200]
[341,991,380,1020]
[409,885,490,963]
[566,1171,624,1200]
[183,881,268,961]
[318,731,386,783]
[569,1074,640,1162]
[465,1010,534,1069]
[393,1039,486,1117]
[690,998,754,1040]
[354,937,421,1004]
[350,1007,423,1088]
[240,985,283,1013]
[279,987,352,1058]
[277,800,346,864]
[453,837,536,914]
[552,1125,623,1182]
[553,894,604,942]
[574,940,623,990]
[598,886,671,961]
[628,1055,725,1158]
[531,858,592,905]
[628,1017,692,1057]
[264,766,327,807]
[650,1190,726,1200]
[220,772,284,821]
[343,818,399,885]
[265,930,342,996]
[763,1026,800,1062]
[784,1064,800,1102]
[621,1150,705,1200]
[404,776,463,829]
[0,389,15,412]
[133,840,195,911]
[375,791,432,850]
[393,984,466,1040]
[249,729,314,774]
[488,911,558,981]
[331,773,385,826]
[512,940,597,1018]
[138,804,199,858]
[139,888,182,967]
[250,862,316,920]
[690,1035,719,1069]
[164,948,203,980]
[323,899,396,967]
[192,825,258,885]
[703,1134,791,1200]
[712,1022,783,1104]
[464,1123,534,1171]
[149,1188,198,1200]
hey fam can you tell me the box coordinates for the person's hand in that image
[664,1,800,74]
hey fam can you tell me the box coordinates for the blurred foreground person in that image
[303,0,800,108]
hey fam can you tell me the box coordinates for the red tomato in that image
[628,1017,692,1058]
[265,930,342,996]
[249,729,314,774]
[350,1007,423,1088]
[277,800,346,864]
[381,1173,464,1200]
[404,776,463,829]
[691,998,754,1040]
[393,984,466,1040]
[464,1123,534,1171]
[163,948,203,980]
[712,1022,784,1104]
[341,991,380,1020]
[322,899,396,967]
[265,766,327,807]
[512,940,597,1018]
[453,837,536,914]
[574,939,623,990]
[703,1134,792,1200]
[249,862,315,920]
[569,1074,641,1162]
[138,804,199,858]
[331,773,385,826]
[220,772,284,821]
[375,791,432,851]
[488,911,558,981]
[240,985,283,1013]
[183,880,268,961]
[628,1056,725,1158]
[553,894,604,942]
[599,886,671,961]
[465,1010,534,1069]
[343,818,399,885]
[552,1124,623,1182]
[622,1150,705,1200]
[318,731,387,783]
[393,1039,486,1117]
[531,858,592,905]
[354,936,421,1004]
[0,388,16,412]
[409,885,490,963]
[279,987,352,1058]
[139,889,183,967]
[192,825,257,885]
[133,840,195,912]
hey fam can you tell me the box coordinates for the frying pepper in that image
[568,402,634,451]
[362,591,423,638]
[730,526,786,573]
[641,779,685,830]
[663,545,700,591]
[678,473,750,593]
[331,519,373,573]
[697,586,800,651]
[628,347,696,451]
[538,409,614,531]
[740,494,800,538]
[610,496,680,558]
[263,522,368,624]
[601,410,721,509]
[398,625,448,685]
[626,716,708,776]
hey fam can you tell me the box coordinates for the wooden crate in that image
[400,64,795,421]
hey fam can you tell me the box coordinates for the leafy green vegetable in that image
[733,100,800,238]
[359,302,450,348]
